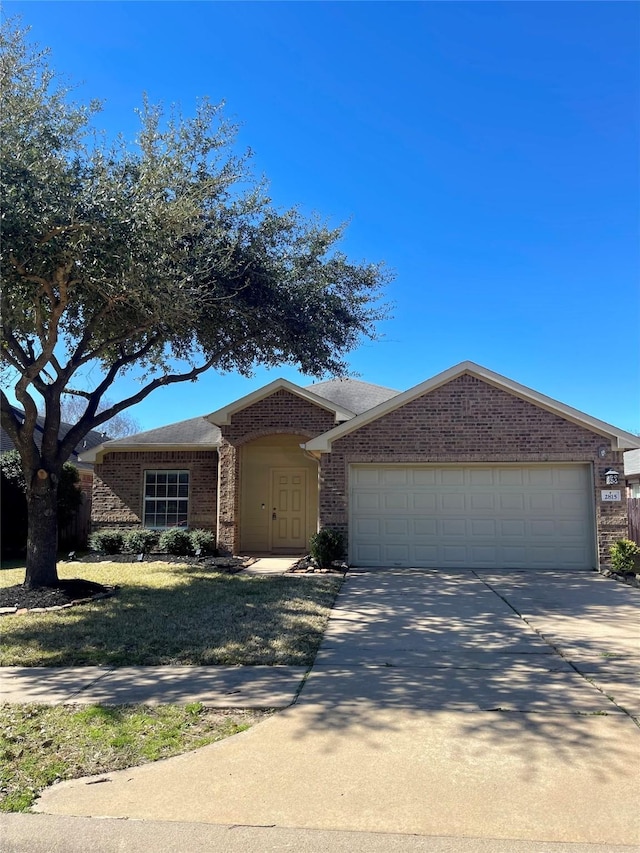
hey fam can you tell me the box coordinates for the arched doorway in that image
[239,434,318,553]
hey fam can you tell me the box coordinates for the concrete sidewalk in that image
[1,665,306,708]
[4,814,638,853]
[32,569,640,847]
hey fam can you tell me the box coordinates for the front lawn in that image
[0,560,343,667]
[0,702,270,812]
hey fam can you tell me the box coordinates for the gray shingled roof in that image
[1,407,106,470]
[98,416,221,449]
[306,377,399,415]
[88,378,398,453]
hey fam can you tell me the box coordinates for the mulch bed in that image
[597,568,640,590]
[288,556,348,575]
[0,579,114,613]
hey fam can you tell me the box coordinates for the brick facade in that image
[91,376,630,567]
[317,375,627,568]
[92,450,218,533]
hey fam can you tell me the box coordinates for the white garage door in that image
[349,465,594,569]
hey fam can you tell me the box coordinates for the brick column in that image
[216,440,238,554]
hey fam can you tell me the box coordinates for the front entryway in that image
[239,435,318,553]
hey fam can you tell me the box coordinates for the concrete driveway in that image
[34,569,640,847]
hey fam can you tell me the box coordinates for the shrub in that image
[123,527,159,554]
[158,527,192,556]
[89,528,124,555]
[309,528,346,568]
[610,539,640,575]
[189,529,216,555]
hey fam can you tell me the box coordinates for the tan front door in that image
[271,468,307,551]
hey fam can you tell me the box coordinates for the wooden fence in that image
[628,498,640,546]
[59,492,92,550]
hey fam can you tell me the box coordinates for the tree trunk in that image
[24,472,60,588]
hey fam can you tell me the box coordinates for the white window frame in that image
[143,470,190,528]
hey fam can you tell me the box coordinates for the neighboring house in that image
[1,406,106,495]
[624,449,640,499]
[624,449,640,546]
[1,408,107,547]
[82,361,640,570]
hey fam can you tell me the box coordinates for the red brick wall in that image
[221,390,337,445]
[92,450,218,533]
[317,375,627,568]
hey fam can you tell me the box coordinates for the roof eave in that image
[81,441,221,464]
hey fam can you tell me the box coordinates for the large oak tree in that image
[0,24,390,588]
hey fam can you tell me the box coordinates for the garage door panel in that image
[530,520,555,537]
[556,467,586,487]
[502,545,527,563]
[382,469,409,486]
[414,543,438,558]
[349,464,594,570]
[471,546,497,563]
[557,492,587,512]
[528,468,555,486]
[500,519,526,537]
[470,519,496,536]
[385,544,410,563]
[414,518,437,536]
[384,519,409,536]
[499,494,525,511]
[441,518,467,536]
[441,469,465,486]
[557,519,586,537]
[470,493,496,510]
[442,493,465,511]
[354,518,380,536]
[529,493,555,511]
[384,493,408,510]
[469,468,494,485]
[354,493,381,511]
[497,469,525,486]
[413,493,437,511]
[354,543,382,563]
[413,468,437,485]
[354,469,380,486]
[442,545,467,563]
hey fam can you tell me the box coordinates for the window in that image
[144,470,189,528]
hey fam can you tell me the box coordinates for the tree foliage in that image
[0,22,390,586]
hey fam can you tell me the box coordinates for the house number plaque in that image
[601,490,621,502]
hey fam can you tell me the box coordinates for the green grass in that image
[0,560,343,666]
[0,702,270,812]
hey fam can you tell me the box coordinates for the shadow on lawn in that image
[0,572,341,667]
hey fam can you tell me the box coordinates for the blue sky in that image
[6,1,640,433]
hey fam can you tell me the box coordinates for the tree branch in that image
[59,348,230,460]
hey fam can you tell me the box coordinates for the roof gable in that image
[304,361,640,453]
[206,378,356,426]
